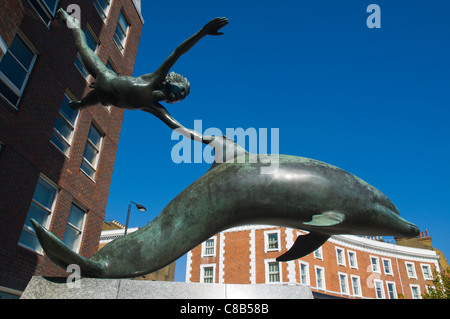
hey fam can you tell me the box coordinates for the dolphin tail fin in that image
[30,219,106,277]
[276,232,330,262]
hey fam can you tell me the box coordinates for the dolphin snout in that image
[407,223,420,238]
[372,199,420,238]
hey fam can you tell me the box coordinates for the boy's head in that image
[163,72,190,103]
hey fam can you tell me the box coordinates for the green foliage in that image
[422,268,450,299]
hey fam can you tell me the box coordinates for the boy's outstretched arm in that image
[140,17,229,84]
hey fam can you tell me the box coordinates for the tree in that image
[422,268,450,299]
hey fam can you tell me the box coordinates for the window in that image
[336,247,345,266]
[313,247,323,260]
[299,261,310,285]
[370,256,380,273]
[202,238,215,257]
[50,94,80,155]
[114,11,130,52]
[81,124,104,180]
[264,230,280,252]
[62,203,86,252]
[94,0,111,21]
[339,273,349,294]
[405,262,417,279]
[374,279,385,299]
[348,251,358,269]
[200,264,215,284]
[0,34,7,57]
[28,0,59,25]
[421,264,432,280]
[19,176,58,253]
[74,27,99,79]
[315,266,325,290]
[386,281,397,299]
[266,261,281,283]
[351,275,362,297]
[382,258,393,275]
[0,34,37,108]
[410,285,421,299]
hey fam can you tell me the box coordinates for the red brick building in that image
[0,0,143,297]
[186,225,444,299]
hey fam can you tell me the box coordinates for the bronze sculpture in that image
[31,136,419,278]
[30,11,421,278]
[58,9,228,136]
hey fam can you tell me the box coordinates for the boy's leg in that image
[69,90,100,110]
[57,9,106,78]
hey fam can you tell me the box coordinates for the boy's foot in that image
[56,8,66,19]
[68,100,83,110]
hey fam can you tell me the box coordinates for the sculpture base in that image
[21,276,313,299]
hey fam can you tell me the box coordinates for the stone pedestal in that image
[21,276,313,299]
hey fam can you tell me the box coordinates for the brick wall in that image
[0,0,143,292]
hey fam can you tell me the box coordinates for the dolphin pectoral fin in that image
[303,211,345,227]
[276,232,330,262]
[30,219,105,277]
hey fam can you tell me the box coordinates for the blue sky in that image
[105,0,450,281]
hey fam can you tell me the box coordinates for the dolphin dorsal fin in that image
[303,211,345,227]
[276,232,330,262]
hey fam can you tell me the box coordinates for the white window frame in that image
[50,92,80,156]
[338,272,349,295]
[410,284,421,299]
[313,246,323,260]
[374,279,385,299]
[370,256,381,273]
[298,261,310,286]
[264,229,281,252]
[200,264,216,284]
[81,123,104,181]
[201,237,216,257]
[386,281,398,299]
[18,175,59,254]
[314,265,326,290]
[420,264,433,280]
[27,0,60,26]
[265,259,282,284]
[405,262,417,279]
[347,250,358,269]
[0,32,37,109]
[0,34,7,58]
[382,258,393,276]
[113,10,130,53]
[94,0,112,22]
[335,247,346,266]
[350,275,362,297]
[62,202,87,253]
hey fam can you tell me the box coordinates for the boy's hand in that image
[202,17,229,36]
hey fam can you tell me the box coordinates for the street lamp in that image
[125,201,147,235]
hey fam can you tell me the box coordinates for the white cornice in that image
[100,227,139,243]
[219,225,439,263]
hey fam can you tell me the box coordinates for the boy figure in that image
[57,9,228,141]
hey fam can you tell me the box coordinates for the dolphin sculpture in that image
[31,136,420,278]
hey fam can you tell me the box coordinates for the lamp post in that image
[125,201,147,235]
